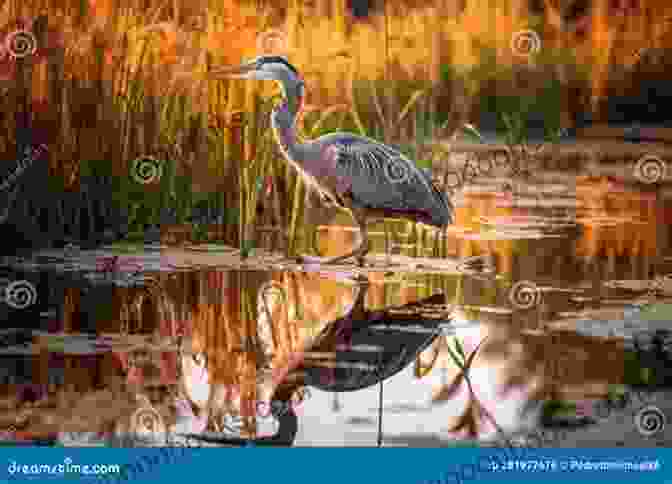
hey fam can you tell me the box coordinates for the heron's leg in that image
[354,219,370,268]
[348,273,369,322]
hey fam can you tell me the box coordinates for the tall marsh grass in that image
[3,0,672,253]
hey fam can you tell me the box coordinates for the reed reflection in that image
[180,270,450,446]
[0,242,667,447]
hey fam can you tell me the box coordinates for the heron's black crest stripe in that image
[260,56,299,76]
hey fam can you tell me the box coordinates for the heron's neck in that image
[271,94,305,161]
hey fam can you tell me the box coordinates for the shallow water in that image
[1,171,672,447]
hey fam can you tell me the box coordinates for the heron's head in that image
[210,56,304,114]
[210,55,302,88]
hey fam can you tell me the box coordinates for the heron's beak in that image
[208,62,257,80]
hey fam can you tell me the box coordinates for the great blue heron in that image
[209,55,454,267]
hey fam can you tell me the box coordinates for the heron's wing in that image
[326,136,453,226]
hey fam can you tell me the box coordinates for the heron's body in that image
[275,125,452,227]
[210,55,454,265]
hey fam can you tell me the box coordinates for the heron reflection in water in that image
[177,273,447,446]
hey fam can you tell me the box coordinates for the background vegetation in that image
[1,0,671,256]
